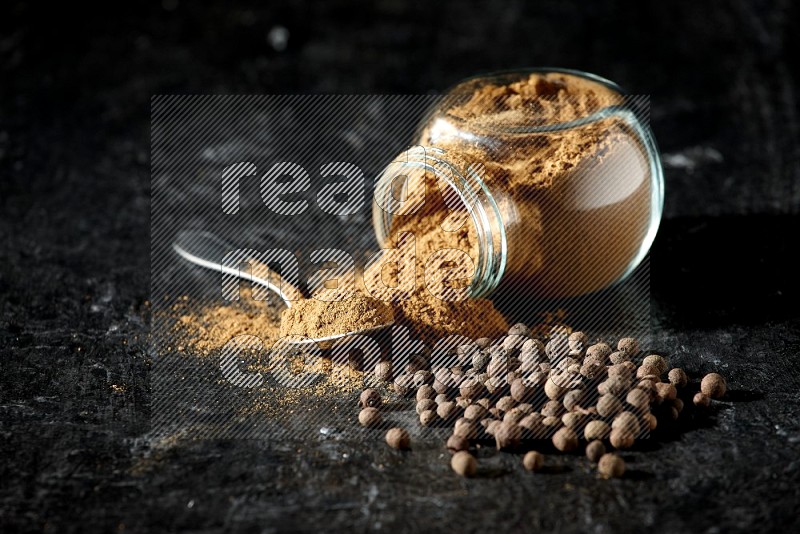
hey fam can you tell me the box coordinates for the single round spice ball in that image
[496,396,517,412]
[509,323,531,337]
[701,373,727,399]
[693,392,711,408]
[636,364,662,380]
[596,394,624,418]
[464,404,488,421]
[494,422,522,450]
[617,337,639,355]
[667,368,688,388]
[598,453,625,478]
[358,407,382,428]
[446,434,470,454]
[552,427,579,452]
[642,354,668,375]
[453,418,479,440]
[385,427,410,450]
[416,398,437,415]
[625,388,650,411]
[374,361,392,383]
[585,342,613,362]
[434,393,449,405]
[459,378,484,399]
[523,451,545,472]
[359,389,382,409]
[584,420,611,441]
[417,384,436,402]
[419,410,438,427]
[612,411,642,435]
[451,451,477,477]
[609,351,630,365]
[568,331,589,354]
[544,377,567,400]
[510,378,533,402]
[609,428,635,450]
[437,401,459,421]
[585,440,606,463]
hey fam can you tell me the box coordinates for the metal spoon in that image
[172,230,393,347]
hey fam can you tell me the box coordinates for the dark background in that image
[1,1,799,532]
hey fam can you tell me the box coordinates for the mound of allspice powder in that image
[356,323,728,479]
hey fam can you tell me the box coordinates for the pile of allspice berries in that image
[356,323,728,479]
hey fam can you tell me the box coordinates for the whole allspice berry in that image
[359,389,382,409]
[636,364,662,381]
[585,343,613,363]
[437,401,458,421]
[701,373,727,399]
[385,427,410,450]
[596,394,624,418]
[667,368,688,388]
[598,453,625,478]
[510,378,533,402]
[464,404,488,421]
[446,434,470,454]
[693,391,711,408]
[419,409,438,427]
[417,384,436,402]
[625,388,650,411]
[584,420,611,441]
[508,323,531,337]
[552,427,579,452]
[496,396,517,412]
[544,377,567,400]
[568,331,589,354]
[585,440,606,463]
[459,378,485,399]
[612,411,641,436]
[374,361,392,383]
[523,451,545,472]
[453,417,479,440]
[451,451,477,477]
[416,398,437,415]
[494,422,522,450]
[617,337,639,355]
[642,354,668,375]
[609,428,635,450]
[358,407,382,428]
[609,351,630,365]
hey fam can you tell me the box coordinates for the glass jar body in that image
[373,69,663,299]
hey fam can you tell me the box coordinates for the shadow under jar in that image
[373,68,664,299]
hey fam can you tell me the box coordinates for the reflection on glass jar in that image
[373,68,663,299]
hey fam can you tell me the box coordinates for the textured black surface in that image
[1,1,799,532]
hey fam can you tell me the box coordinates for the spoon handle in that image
[172,230,303,307]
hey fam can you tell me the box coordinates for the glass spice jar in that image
[372,68,664,299]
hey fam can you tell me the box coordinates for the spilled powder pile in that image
[279,290,393,339]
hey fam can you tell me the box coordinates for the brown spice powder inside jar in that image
[374,70,660,299]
